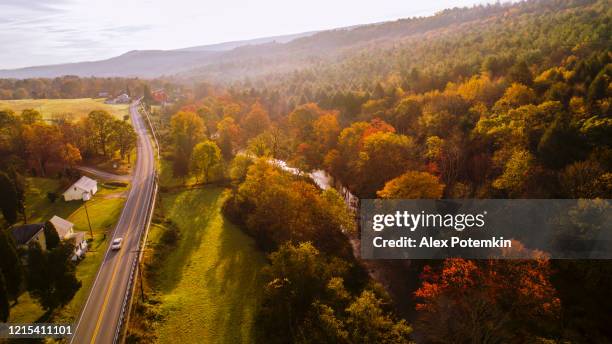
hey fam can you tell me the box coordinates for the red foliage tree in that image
[415,246,560,342]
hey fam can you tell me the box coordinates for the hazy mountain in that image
[176,31,319,52]
[0,50,223,79]
[0,31,316,79]
[0,3,518,80]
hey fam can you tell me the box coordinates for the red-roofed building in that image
[152,89,168,103]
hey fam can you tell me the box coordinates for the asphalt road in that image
[70,101,156,344]
[76,166,131,182]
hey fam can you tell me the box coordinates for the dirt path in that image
[77,166,131,182]
[102,190,129,199]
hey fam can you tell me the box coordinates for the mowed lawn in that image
[153,187,266,344]
[0,98,129,121]
[8,177,127,323]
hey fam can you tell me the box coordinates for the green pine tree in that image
[0,229,23,302]
[0,269,10,321]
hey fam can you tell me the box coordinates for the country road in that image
[76,166,131,182]
[70,100,156,344]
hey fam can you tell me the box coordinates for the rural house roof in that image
[64,176,97,194]
[10,223,44,246]
[49,215,74,238]
[67,231,86,246]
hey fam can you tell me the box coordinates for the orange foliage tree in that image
[241,101,271,139]
[414,251,560,342]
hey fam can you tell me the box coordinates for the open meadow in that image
[133,187,266,344]
[0,98,129,121]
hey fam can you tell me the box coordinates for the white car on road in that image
[111,237,123,250]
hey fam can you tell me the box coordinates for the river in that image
[271,159,359,211]
[271,159,416,316]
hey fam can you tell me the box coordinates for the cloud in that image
[0,0,157,68]
[0,0,505,69]
[103,24,153,34]
[0,0,71,12]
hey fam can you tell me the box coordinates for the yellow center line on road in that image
[89,180,143,344]
[89,114,148,344]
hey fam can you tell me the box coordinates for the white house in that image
[49,215,88,260]
[114,93,131,104]
[63,176,98,201]
[104,93,130,104]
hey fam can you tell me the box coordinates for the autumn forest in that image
[1,0,611,343]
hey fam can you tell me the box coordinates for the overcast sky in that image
[1,0,498,69]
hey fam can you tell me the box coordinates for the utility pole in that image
[82,191,93,238]
[133,248,150,302]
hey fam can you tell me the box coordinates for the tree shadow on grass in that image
[25,178,81,224]
[7,309,55,344]
[199,212,266,344]
[155,187,224,294]
[153,187,266,344]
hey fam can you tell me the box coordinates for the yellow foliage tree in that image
[377,170,444,199]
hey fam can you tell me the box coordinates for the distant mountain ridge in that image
[0,2,524,80]
[0,31,317,79]
[0,50,221,79]
[176,31,319,52]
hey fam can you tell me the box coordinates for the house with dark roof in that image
[10,223,46,252]
[10,217,88,262]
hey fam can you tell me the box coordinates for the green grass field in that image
[149,187,266,344]
[0,98,129,121]
[8,177,127,323]
[24,177,80,224]
[158,158,198,189]
[23,177,126,226]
